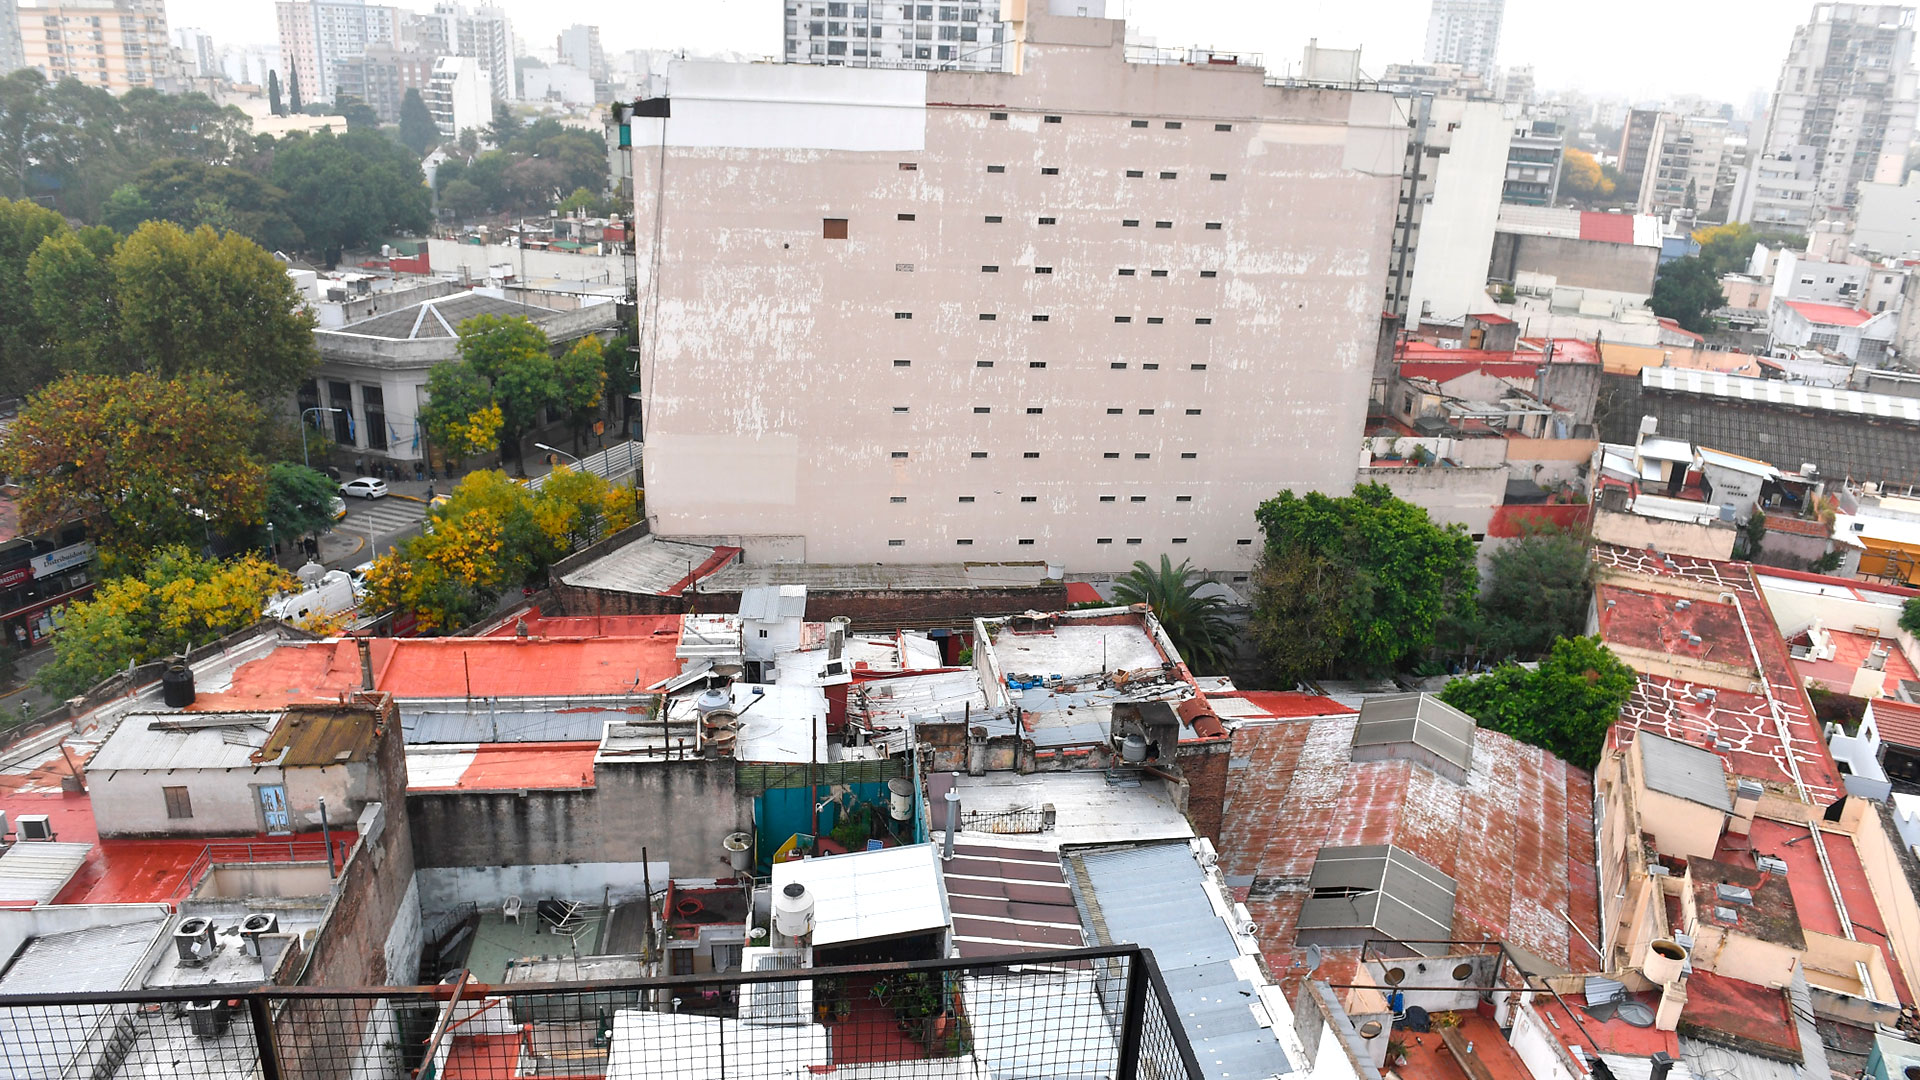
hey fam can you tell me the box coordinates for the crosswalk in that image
[339,498,427,538]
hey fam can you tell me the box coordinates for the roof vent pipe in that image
[943,779,960,861]
[356,637,375,692]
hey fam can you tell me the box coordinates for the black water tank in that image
[161,661,195,708]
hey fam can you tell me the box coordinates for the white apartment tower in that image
[19,0,177,93]
[423,53,489,137]
[556,23,603,82]
[1754,2,1919,226]
[408,2,510,100]
[784,0,1011,70]
[1422,0,1504,77]
[1387,96,1512,328]
[275,0,398,102]
[629,14,1407,572]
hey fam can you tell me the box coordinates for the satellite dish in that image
[1303,945,1323,974]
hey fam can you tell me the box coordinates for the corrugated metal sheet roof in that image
[260,705,379,767]
[962,970,1119,1080]
[401,699,639,743]
[87,713,276,772]
[1641,366,1920,422]
[1637,731,1732,812]
[771,843,948,947]
[738,584,806,621]
[1075,843,1296,1080]
[0,919,164,992]
[559,536,733,595]
[0,842,94,904]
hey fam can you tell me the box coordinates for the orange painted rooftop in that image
[407,741,600,792]
[1791,628,1918,696]
[192,628,685,709]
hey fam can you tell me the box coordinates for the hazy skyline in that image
[174,0,1830,106]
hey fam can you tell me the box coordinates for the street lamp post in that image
[534,442,582,468]
[302,407,344,471]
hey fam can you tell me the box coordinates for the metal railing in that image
[959,806,1051,835]
[168,840,353,903]
[0,945,1201,1080]
[524,440,642,492]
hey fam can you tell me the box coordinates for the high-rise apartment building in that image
[556,23,602,82]
[1637,113,1735,221]
[1386,97,1511,328]
[1616,107,1663,205]
[334,44,433,122]
[275,0,398,102]
[407,2,510,100]
[171,25,214,77]
[422,52,488,136]
[1422,0,1504,76]
[629,14,1406,572]
[783,0,1011,71]
[1502,118,1563,206]
[17,0,175,93]
[1752,2,1919,227]
[0,0,27,73]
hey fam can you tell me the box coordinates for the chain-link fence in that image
[0,945,1201,1080]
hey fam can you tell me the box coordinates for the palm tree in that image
[1112,555,1235,674]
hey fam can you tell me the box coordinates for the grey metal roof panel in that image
[1074,843,1295,1080]
[338,292,573,340]
[0,919,165,992]
[1352,693,1475,771]
[1637,731,1733,811]
[737,585,806,621]
[0,842,96,904]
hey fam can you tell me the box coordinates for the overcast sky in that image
[177,0,1821,107]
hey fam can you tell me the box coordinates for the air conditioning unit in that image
[173,917,219,967]
[240,913,280,956]
[15,815,52,841]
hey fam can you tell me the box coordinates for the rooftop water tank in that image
[772,882,815,941]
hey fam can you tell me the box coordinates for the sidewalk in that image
[0,644,60,720]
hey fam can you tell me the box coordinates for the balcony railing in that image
[0,944,1201,1080]
[169,839,354,903]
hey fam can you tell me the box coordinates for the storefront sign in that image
[31,542,94,577]
[0,567,31,589]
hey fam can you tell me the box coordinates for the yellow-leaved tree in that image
[36,547,294,697]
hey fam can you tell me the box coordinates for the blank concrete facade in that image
[1396,97,1510,327]
[632,15,1406,572]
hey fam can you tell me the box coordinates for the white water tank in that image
[888,778,913,821]
[696,688,733,720]
[772,882,815,942]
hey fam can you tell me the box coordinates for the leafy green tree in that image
[268,69,283,116]
[35,547,292,697]
[268,129,430,263]
[1650,255,1726,335]
[0,372,267,562]
[264,462,340,541]
[1251,484,1478,682]
[458,128,480,156]
[103,158,303,250]
[504,156,567,211]
[418,361,498,468]
[1439,636,1637,769]
[116,90,252,166]
[27,226,119,375]
[557,186,611,217]
[1475,522,1593,660]
[1901,597,1920,638]
[457,314,558,472]
[553,336,607,451]
[0,196,69,395]
[332,93,380,133]
[1693,222,1758,277]
[399,88,439,156]
[109,221,318,402]
[487,100,518,148]
[1112,556,1236,674]
[439,178,487,221]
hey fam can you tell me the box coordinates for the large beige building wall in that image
[18,0,172,94]
[631,15,1405,571]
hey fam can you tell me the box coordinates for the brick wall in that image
[1176,739,1232,846]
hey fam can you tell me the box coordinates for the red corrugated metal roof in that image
[1578,211,1636,244]
[1206,690,1354,719]
[1472,312,1516,325]
[1783,300,1874,327]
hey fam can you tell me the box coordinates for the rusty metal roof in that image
[257,705,381,768]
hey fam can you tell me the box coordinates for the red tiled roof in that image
[1782,300,1874,327]
[1219,716,1599,996]
[1472,312,1516,325]
[1762,513,1829,538]
[1578,211,1636,244]
[1871,699,1920,749]
[1177,696,1225,739]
